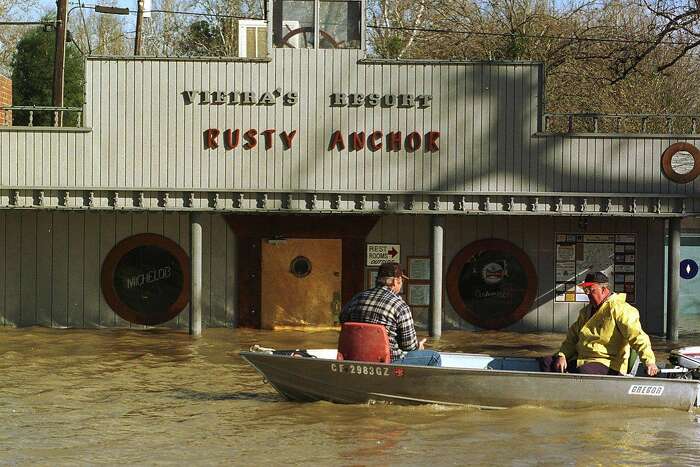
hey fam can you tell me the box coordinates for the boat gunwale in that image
[239,350,700,386]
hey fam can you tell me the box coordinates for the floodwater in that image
[2,327,700,466]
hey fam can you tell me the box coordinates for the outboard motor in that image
[668,347,700,379]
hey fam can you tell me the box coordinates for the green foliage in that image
[175,20,226,56]
[374,35,407,59]
[11,20,84,126]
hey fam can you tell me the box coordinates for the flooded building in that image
[1,0,698,335]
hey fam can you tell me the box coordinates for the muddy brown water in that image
[2,326,700,466]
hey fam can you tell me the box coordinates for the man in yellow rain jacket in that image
[550,271,659,376]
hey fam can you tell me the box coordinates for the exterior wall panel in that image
[0,210,667,332]
[366,214,666,334]
[98,212,116,326]
[4,210,20,324]
[0,212,5,325]
[68,212,85,327]
[535,216,556,331]
[176,213,192,329]
[645,219,666,332]
[51,212,69,327]
[83,212,101,326]
[19,210,37,326]
[0,211,237,328]
[36,211,53,326]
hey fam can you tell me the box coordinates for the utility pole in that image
[52,0,68,121]
[134,0,144,55]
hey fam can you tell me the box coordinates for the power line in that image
[61,4,700,49]
[65,3,696,48]
[0,21,56,26]
[366,23,700,48]
[78,4,264,21]
[147,8,263,20]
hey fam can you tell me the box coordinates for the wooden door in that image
[260,238,342,329]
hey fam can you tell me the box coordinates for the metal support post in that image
[190,212,203,336]
[667,217,681,342]
[430,216,444,338]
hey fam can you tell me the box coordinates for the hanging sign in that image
[366,243,401,266]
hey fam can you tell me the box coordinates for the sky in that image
[30,1,140,31]
[33,1,140,20]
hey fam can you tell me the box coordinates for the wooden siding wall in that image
[1,51,698,203]
[366,215,667,334]
[0,211,237,328]
[77,51,543,193]
[0,210,665,332]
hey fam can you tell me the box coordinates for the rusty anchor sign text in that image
[189,89,440,153]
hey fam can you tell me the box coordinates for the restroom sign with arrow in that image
[366,243,401,266]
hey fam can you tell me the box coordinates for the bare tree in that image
[367,0,428,58]
[141,0,195,56]
[593,0,700,83]
[365,0,700,115]
[69,5,130,56]
[0,0,40,72]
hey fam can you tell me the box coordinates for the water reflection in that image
[1,327,700,465]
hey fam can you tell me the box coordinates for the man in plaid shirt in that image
[340,262,441,366]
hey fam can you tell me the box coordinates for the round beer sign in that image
[101,234,190,325]
[446,239,538,330]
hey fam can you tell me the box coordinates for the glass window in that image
[319,1,361,49]
[238,19,269,57]
[273,0,316,48]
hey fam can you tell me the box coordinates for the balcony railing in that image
[0,106,83,128]
[544,113,700,135]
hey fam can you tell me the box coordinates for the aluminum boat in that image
[241,347,700,411]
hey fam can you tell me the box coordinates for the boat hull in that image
[241,351,700,410]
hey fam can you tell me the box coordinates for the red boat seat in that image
[337,322,391,363]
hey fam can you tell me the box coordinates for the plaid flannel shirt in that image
[339,286,418,361]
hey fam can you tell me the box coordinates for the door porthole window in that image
[661,142,700,183]
[290,256,312,278]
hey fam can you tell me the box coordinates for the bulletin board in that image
[555,233,636,303]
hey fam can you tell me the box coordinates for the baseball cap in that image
[377,262,409,280]
[579,271,609,288]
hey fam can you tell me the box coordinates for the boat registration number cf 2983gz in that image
[330,363,392,377]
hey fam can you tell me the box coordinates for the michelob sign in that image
[101,234,190,325]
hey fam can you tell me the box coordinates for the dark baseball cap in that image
[579,271,609,287]
[377,262,408,280]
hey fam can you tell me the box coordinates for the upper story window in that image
[238,19,269,58]
[272,0,362,49]
[320,1,362,49]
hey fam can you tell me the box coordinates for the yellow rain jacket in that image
[557,293,655,374]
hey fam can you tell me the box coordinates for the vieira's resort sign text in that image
[182,89,441,153]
